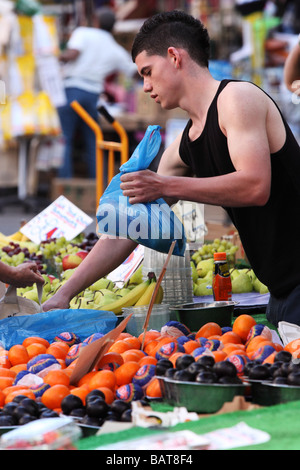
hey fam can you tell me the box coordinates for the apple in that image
[62,250,88,270]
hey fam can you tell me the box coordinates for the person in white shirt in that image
[57,7,137,178]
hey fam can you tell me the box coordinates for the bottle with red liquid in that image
[212,252,232,301]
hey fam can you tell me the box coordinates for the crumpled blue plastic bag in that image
[96,125,186,256]
[0,309,117,349]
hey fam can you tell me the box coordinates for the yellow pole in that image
[70,100,104,206]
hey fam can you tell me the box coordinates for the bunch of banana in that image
[99,272,164,315]
[135,272,163,306]
[99,278,151,314]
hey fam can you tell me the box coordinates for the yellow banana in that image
[135,280,164,306]
[99,279,151,314]
[8,231,23,241]
[135,273,164,306]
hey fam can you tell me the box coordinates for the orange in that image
[96,352,124,370]
[143,340,159,356]
[114,361,140,386]
[121,350,142,363]
[10,364,27,374]
[263,351,276,364]
[169,352,184,367]
[46,342,69,360]
[41,384,70,410]
[212,350,227,362]
[0,377,14,390]
[246,336,271,354]
[152,337,177,357]
[26,342,47,359]
[5,388,35,404]
[207,335,222,340]
[123,336,141,350]
[145,378,162,398]
[232,314,256,342]
[88,370,117,391]
[183,340,201,354]
[138,330,161,345]
[220,331,243,345]
[23,336,50,349]
[57,359,67,369]
[8,345,29,366]
[0,367,16,379]
[116,332,132,340]
[43,369,70,387]
[121,349,146,363]
[138,356,157,367]
[2,384,29,397]
[70,385,90,405]
[78,371,98,387]
[0,355,11,369]
[222,343,245,356]
[284,338,300,354]
[291,348,300,359]
[96,386,115,404]
[195,322,222,339]
[0,390,5,407]
[108,340,132,355]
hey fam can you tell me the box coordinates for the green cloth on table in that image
[77,400,300,450]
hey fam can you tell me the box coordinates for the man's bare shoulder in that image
[219,81,267,106]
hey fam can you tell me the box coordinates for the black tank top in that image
[179,79,300,297]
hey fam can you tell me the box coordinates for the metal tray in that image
[158,376,245,413]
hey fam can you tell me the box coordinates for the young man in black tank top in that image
[43,11,300,330]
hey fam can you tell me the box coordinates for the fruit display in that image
[191,239,268,296]
[0,313,296,433]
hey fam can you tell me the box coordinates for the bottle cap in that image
[213,252,227,261]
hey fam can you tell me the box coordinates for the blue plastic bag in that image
[96,125,186,256]
[0,309,117,349]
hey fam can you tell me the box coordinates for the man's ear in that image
[167,46,181,69]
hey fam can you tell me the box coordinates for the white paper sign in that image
[107,245,144,285]
[20,196,93,244]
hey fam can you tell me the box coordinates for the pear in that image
[97,294,120,308]
[114,287,131,297]
[253,278,269,294]
[232,272,253,294]
[94,290,118,305]
[127,265,143,285]
[196,258,214,278]
[194,283,213,296]
[23,285,47,303]
[89,278,114,291]
[61,268,76,281]
[197,270,213,285]
[230,269,241,281]
[191,261,198,283]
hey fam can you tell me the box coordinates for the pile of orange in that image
[0,315,291,412]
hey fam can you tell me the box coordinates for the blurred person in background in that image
[57,6,137,179]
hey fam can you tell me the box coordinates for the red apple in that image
[62,250,88,270]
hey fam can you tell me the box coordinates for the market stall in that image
[0,0,300,453]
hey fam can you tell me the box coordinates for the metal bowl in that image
[250,381,300,406]
[157,376,245,413]
[170,301,235,332]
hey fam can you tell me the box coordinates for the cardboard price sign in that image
[69,313,133,386]
[20,196,93,244]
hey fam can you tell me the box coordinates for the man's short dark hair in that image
[96,7,116,32]
[131,10,210,68]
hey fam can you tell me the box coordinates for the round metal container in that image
[250,381,300,406]
[157,376,245,413]
[170,301,235,331]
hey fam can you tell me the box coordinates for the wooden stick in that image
[141,241,177,350]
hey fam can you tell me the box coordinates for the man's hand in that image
[4,262,45,288]
[120,169,163,204]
